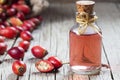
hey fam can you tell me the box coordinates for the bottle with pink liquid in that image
[69,0,102,75]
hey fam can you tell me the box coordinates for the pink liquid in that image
[70,30,102,74]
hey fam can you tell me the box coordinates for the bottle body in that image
[69,23,102,75]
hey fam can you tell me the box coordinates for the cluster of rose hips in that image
[9,45,63,76]
[0,0,30,23]
[0,0,31,55]
[0,0,43,55]
[0,0,63,76]
[0,14,43,54]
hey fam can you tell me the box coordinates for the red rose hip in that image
[16,11,25,20]
[12,60,26,76]
[30,18,40,26]
[37,16,43,21]
[0,27,18,39]
[35,60,54,73]
[21,23,33,32]
[31,45,47,58]
[0,42,7,55]
[48,56,62,69]
[6,8,17,17]
[8,47,25,60]
[23,20,35,29]
[0,36,5,42]
[20,31,33,41]
[19,40,30,51]
[14,26,24,34]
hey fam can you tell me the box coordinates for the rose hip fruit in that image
[19,40,30,51]
[23,20,35,29]
[16,11,25,20]
[0,42,7,55]
[12,60,26,76]
[0,25,5,30]
[30,18,40,26]
[21,23,33,32]
[8,17,23,26]
[0,12,7,20]
[0,36,5,42]
[14,26,24,34]
[16,4,31,14]
[35,60,54,73]
[7,8,17,17]
[0,27,18,39]
[3,21,11,26]
[20,31,33,41]
[31,46,47,58]
[37,16,43,22]
[8,47,25,60]
[48,56,62,69]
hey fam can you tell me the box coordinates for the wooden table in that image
[0,2,120,80]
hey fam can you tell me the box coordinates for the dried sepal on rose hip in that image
[31,45,47,58]
[35,60,54,73]
[12,60,26,76]
[48,56,63,69]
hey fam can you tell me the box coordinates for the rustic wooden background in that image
[0,0,120,80]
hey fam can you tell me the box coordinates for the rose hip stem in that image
[62,62,70,64]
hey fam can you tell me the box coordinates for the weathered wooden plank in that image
[0,59,17,80]
[95,2,120,80]
[36,7,55,80]
[18,4,55,80]
[46,3,74,80]
[0,39,16,61]
[16,30,45,80]
[51,3,78,80]
[116,1,120,11]
[89,48,112,80]
[0,38,18,80]
[28,15,55,80]
[1,2,120,80]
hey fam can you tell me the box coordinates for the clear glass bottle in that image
[69,1,102,75]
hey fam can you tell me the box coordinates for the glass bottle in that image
[69,0,102,75]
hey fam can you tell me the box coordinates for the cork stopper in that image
[76,0,95,14]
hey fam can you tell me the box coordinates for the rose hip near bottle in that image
[69,0,102,75]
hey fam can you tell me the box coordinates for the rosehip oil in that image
[70,27,102,75]
[69,0,102,75]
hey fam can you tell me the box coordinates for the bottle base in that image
[71,66,101,75]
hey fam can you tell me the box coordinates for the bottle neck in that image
[78,23,98,35]
[74,12,100,35]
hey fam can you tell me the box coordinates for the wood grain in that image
[0,39,18,80]
[96,2,120,80]
[0,2,120,80]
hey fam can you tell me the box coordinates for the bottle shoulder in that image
[70,23,101,35]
